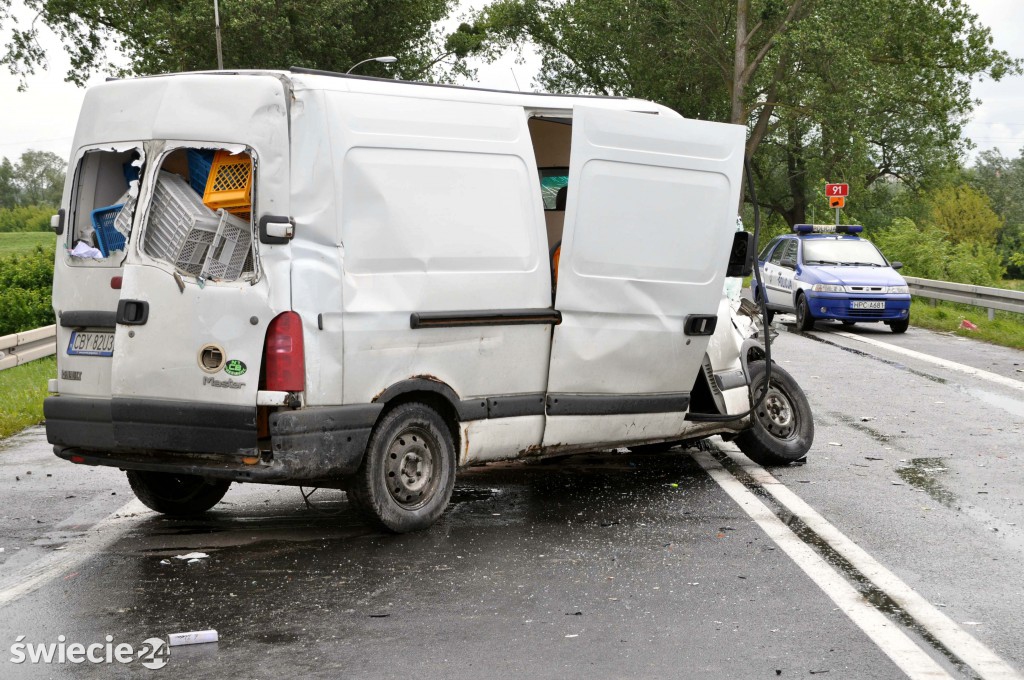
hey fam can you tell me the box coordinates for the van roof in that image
[101,68,676,116]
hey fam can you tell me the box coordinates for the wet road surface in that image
[1,322,1022,679]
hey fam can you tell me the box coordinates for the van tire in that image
[735,361,814,466]
[125,471,230,516]
[348,402,456,533]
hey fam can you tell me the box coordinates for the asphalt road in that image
[1,318,1022,679]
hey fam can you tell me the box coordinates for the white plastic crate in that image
[144,171,252,280]
[200,210,252,281]
[113,189,136,239]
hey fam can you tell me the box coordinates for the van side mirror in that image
[726,231,754,277]
[890,261,903,270]
[51,208,65,236]
[259,215,294,245]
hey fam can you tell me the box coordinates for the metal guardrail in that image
[1,276,1021,372]
[903,276,1024,320]
[0,325,56,372]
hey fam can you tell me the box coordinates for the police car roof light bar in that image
[793,224,863,234]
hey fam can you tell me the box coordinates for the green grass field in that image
[0,357,55,441]
[909,299,1024,350]
[0,231,55,257]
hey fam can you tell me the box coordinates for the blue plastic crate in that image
[91,203,126,257]
[187,149,215,196]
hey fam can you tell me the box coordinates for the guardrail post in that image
[988,308,995,321]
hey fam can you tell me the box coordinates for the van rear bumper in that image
[45,396,380,483]
[45,396,257,454]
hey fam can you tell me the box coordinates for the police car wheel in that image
[735,361,814,466]
[348,402,456,533]
[125,471,230,516]
[795,295,815,331]
[888,318,909,334]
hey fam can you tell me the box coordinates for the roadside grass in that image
[0,357,55,441]
[910,299,1024,350]
[0,232,54,258]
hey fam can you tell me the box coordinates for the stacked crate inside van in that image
[145,150,253,281]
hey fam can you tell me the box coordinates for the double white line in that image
[696,446,1022,680]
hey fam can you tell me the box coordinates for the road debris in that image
[174,552,210,561]
[168,630,219,646]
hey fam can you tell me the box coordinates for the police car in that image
[750,224,911,333]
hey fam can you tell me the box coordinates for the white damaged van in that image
[45,69,813,532]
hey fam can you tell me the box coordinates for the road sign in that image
[826,183,849,197]
[829,196,845,208]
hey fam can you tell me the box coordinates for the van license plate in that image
[68,331,115,357]
[851,301,885,310]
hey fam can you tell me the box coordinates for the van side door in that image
[543,106,745,448]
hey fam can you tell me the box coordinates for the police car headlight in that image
[885,285,909,294]
[811,284,844,293]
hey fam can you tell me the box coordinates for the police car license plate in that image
[68,331,115,357]
[851,301,885,310]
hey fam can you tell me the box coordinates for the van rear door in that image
[543,106,745,447]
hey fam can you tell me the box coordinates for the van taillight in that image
[264,312,305,392]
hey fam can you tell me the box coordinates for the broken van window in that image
[67,147,144,261]
[141,147,256,282]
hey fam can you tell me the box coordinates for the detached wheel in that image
[348,402,456,533]
[735,361,814,466]
[795,294,815,331]
[888,317,909,334]
[125,471,230,516]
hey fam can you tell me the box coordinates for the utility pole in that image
[214,0,224,69]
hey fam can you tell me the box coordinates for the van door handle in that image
[116,299,149,325]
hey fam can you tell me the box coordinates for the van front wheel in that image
[348,402,456,533]
[735,361,814,466]
[125,471,230,516]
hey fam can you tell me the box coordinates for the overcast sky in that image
[1,0,1022,164]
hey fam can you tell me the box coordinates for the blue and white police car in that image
[750,224,911,333]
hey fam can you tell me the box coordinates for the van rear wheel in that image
[348,402,456,533]
[125,470,230,516]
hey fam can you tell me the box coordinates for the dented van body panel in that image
[46,69,777,497]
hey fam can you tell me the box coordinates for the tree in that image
[928,184,1002,246]
[12,149,65,206]
[0,158,16,210]
[1,0,466,87]
[968,148,1024,278]
[469,0,1018,225]
[0,150,65,208]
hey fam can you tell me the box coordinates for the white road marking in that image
[712,445,1024,680]
[693,450,953,679]
[833,331,1024,393]
[0,499,151,609]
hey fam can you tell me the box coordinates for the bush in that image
[0,245,55,335]
[0,205,55,232]
[872,217,1004,286]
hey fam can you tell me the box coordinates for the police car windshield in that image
[802,239,887,267]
